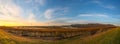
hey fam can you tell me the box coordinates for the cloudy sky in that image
[0,0,120,26]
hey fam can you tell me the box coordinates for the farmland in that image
[0,24,119,44]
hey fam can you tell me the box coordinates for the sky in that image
[0,0,120,26]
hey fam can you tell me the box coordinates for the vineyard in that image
[0,24,116,40]
[0,24,119,44]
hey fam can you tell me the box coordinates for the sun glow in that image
[0,21,25,26]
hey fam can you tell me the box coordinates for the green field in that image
[0,27,120,44]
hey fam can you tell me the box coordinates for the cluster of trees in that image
[70,23,115,28]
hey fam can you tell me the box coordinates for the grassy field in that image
[64,27,120,44]
[0,29,41,44]
[0,27,120,44]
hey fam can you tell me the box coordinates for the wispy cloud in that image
[25,0,46,6]
[46,18,71,26]
[0,0,47,26]
[46,18,101,26]
[35,0,46,6]
[44,8,68,19]
[24,0,46,12]
[44,9,55,19]
[0,0,23,22]
[78,13,120,26]
[68,20,101,24]
[27,13,37,22]
[79,13,109,18]
[0,0,22,17]
[92,0,116,10]
[103,5,116,10]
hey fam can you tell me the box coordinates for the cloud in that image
[25,0,46,6]
[44,13,110,26]
[46,18,71,26]
[92,0,116,9]
[78,13,120,26]
[27,13,36,22]
[35,0,46,6]
[44,9,55,19]
[25,0,32,3]
[0,0,47,26]
[0,0,22,17]
[0,0,69,26]
[44,8,68,19]
[103,5,116,10]
[45,18,101,26]
[24,0,46,11]
[92,0,101,4]
[0,0,23,22]
[78,13,109,18]
[68,20,100,24]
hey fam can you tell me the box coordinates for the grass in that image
[0,29,41,44]
[0,27,120,44]
[63,27,120,44]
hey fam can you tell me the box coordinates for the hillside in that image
[0,27,120,44]
[63,27,120,44]
[0,29,40,44]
